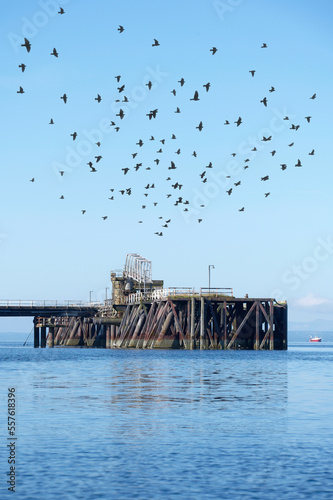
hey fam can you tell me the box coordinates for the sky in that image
[1,0,333,332]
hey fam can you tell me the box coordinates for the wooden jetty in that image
[0,254,287,349]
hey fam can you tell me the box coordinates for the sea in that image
[1,336,333,500]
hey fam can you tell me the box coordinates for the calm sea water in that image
[1,342,333,500]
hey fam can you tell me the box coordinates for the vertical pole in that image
[255,301,260,350]
[111,324,115,348]
[41,325,46,348]
[223,302,227,349]
[269,300,274,350]
[200,297,205,350]
[106,326,111,349]
[190,297,195,349]
[48,326,54,348]
[34,318,39,348]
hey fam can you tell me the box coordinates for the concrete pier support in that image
[106,326,111,348]
[200,297,205,350]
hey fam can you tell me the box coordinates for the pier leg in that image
[255,301,259,350]
[48,326,54,348]
[41,326,46,348]
[200,297,205,350]
[269,300,274,350]
[34,319,39,348]
[111,325,115,348]
[106,326,111,349]
[190,297,195,350]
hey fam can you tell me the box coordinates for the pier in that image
[1,254,287,349]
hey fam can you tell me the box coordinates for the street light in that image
[89,291,93,303]
[208,265,215,294]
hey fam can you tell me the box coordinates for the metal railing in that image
[0,300,102,308]
[124,287,233,303]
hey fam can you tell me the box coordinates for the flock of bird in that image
[17,7,316,236]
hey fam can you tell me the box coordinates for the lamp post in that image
[89,291,93,303]
[208,265,215,294]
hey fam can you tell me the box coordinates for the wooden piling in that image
[48,326,54,348]
[200,297,205,350]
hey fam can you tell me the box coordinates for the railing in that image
[125,287,233,303]
[0,300,102,308]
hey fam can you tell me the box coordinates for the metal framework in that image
[124,253,152,284]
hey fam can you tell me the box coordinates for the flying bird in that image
[178,78,185,86]
[115,75,121,82]
[260,97,268,107]
[269,86,275,92]
[310,93,316,100]
[239,207,245,212]
[175,107,181,113]
[60,93,67,103]
[210,47,218,55]
[171,89,176,96]
[224,120,230,125]
[21,38,31,52]
[102,216,108,220]
[280,164,287,170]
[261,43,267,48]
[116,109,125,119]
[261,135,272,141]
[226,188,232,195]
[146,81,152,90]
[30,178,34,182]
[17,86,24,94]
[196,121,203,131]
[203,82,211,92]
[18,63,26,72]
[261,176,269,181]
[190,91,199,101]
[235,117,242,127]
[118,25,124,33]
[305,116,311,123]
[309,149,315,155]
[249,70,255,77]
[95,156,102,162]
[152,39,160,46]
[51,48,58,57]
[58,7,65,14]
[295,159,302,167]
[70,132,77,140]
[49,118,54,124]
[81,210,86,214]
[95,94,102,103]
[118,85,125,93]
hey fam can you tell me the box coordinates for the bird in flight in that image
[70,132,77,141]
[95,94,102,103]
[196,121,203,131]
[175,107,181,113]
[210,47,218,55]
[260,97,268,107]
[21,38,31,52]
[51,48,58,57]
[295,159,302,167]
[102,216,108,220]
[224,120,230,125]
[269,86,275,93]
[30,178,35,182]
[190,91,199,101]
[280,164,287,170]
[118,25,124,33]
[226,188,232,195]
[146,81,152,90]
[178,78,185,86]
[192,151,197,157]
[310,93,316,100]
[171,89,176,96]
[234,181,241,186]
[305,116,311,123]
[239,207,245,212]
[58,7,65,14]
[116,109,125,119]
[95,156,102,163]
[60,195,64,199]
[309,149,315,155]
[203,82,211,92]
[235,117,242,127]
[152,39,160,46]
[261,43,267,48]
[49,118,54,124]
[18,63,26,72]
[61,93,67,103]
[261,135,272,141]
[17,86,24,94]
[81,210,86,214]
[249,70,255,77]
[261,176,269,181]
[118,85,125,93]
[136,139,144,147]
[115,75,121,82]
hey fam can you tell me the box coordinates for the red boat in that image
[309,336,321,342]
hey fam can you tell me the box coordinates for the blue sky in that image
[1,0,333,332]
